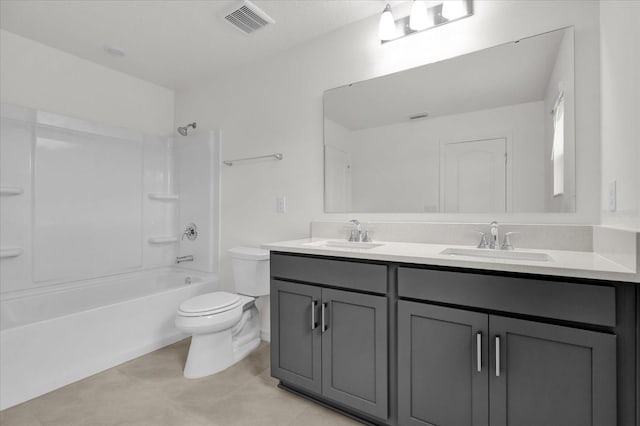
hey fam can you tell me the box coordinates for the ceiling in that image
[325,28,568,130]
[0,0,393,89]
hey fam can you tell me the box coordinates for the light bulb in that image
[441,0,467,20]
[409,1,430,31]
[378,4,397,41]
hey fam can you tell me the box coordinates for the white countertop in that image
[263,238,639,283]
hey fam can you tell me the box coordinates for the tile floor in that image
[0,339,360,426]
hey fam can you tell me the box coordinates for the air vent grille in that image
[224,1,275,35]
[409,113,429,120]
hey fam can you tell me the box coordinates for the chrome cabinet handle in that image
[311,300,317,330]
[476,332,482,373]
[495,336,501,377]
[321,302,328,332]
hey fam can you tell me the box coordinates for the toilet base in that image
[182,304,261,379]
[184,329,233,379]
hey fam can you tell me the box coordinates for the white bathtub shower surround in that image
[0,269,217,410]
[0,103,181,294]
[0,103,224,409]
[176,128,221,274]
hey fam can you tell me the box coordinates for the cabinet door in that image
[398,301,489,426]
[490,315,616,426]
[270,279,322,394]
[321,288,388,420]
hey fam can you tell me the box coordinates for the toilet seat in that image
[177,292,242,317]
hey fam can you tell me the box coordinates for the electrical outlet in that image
[276,196,287,213]
[608,180,616,212]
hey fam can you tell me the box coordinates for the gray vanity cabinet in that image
[270,279,322,394]
[270,273,388,420]
[321,287,388,419]
[271,254,629,426]
[398,301,489,426]
[489,315,616,426]
[398,301,617,426]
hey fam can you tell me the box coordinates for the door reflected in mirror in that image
[324,27,575,213]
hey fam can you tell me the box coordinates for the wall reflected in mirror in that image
[324,27,575,213]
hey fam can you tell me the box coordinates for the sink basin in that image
[303,240,384,250]
[440,247,552,262]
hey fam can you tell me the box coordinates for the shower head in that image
[177,122,197,136]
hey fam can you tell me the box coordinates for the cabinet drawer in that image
[271,253,387,294]
[398,267,616,327]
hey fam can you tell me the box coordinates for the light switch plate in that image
[276,196,287,213]
[608,180,616,212]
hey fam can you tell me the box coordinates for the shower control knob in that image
[182,223,198,241]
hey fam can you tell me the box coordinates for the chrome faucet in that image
[479,222,517,250]
[176,255,194,264]
[489,221,500,249]
[348,219,362,242]
[347,219,372,242]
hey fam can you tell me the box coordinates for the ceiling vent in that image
[223,0,275,35]
[409,113,429,120]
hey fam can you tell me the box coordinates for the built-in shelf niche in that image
[147,236,178,244]
[0,247,24,259]
[147,193,179,201]
[0,186,24,196]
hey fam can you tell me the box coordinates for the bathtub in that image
[0,269,217,410]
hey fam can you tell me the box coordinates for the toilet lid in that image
[178,292,241,314]
[228,246,269,260]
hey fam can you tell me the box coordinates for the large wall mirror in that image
[324,27,575,213]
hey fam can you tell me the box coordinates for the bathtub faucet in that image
[176,255,194,264]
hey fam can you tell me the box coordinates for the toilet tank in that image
[228,247,270,296]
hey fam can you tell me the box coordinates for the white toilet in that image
[175,247,269,379]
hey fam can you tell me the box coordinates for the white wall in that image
[175,1,601,286]
[345,101,545,213]
[599,1,640,231]
[0,30,174,136]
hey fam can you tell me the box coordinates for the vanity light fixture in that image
[441,0,467,20]
[409,1,430,31]
[378,4,397,41]
[379,0,472,43]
